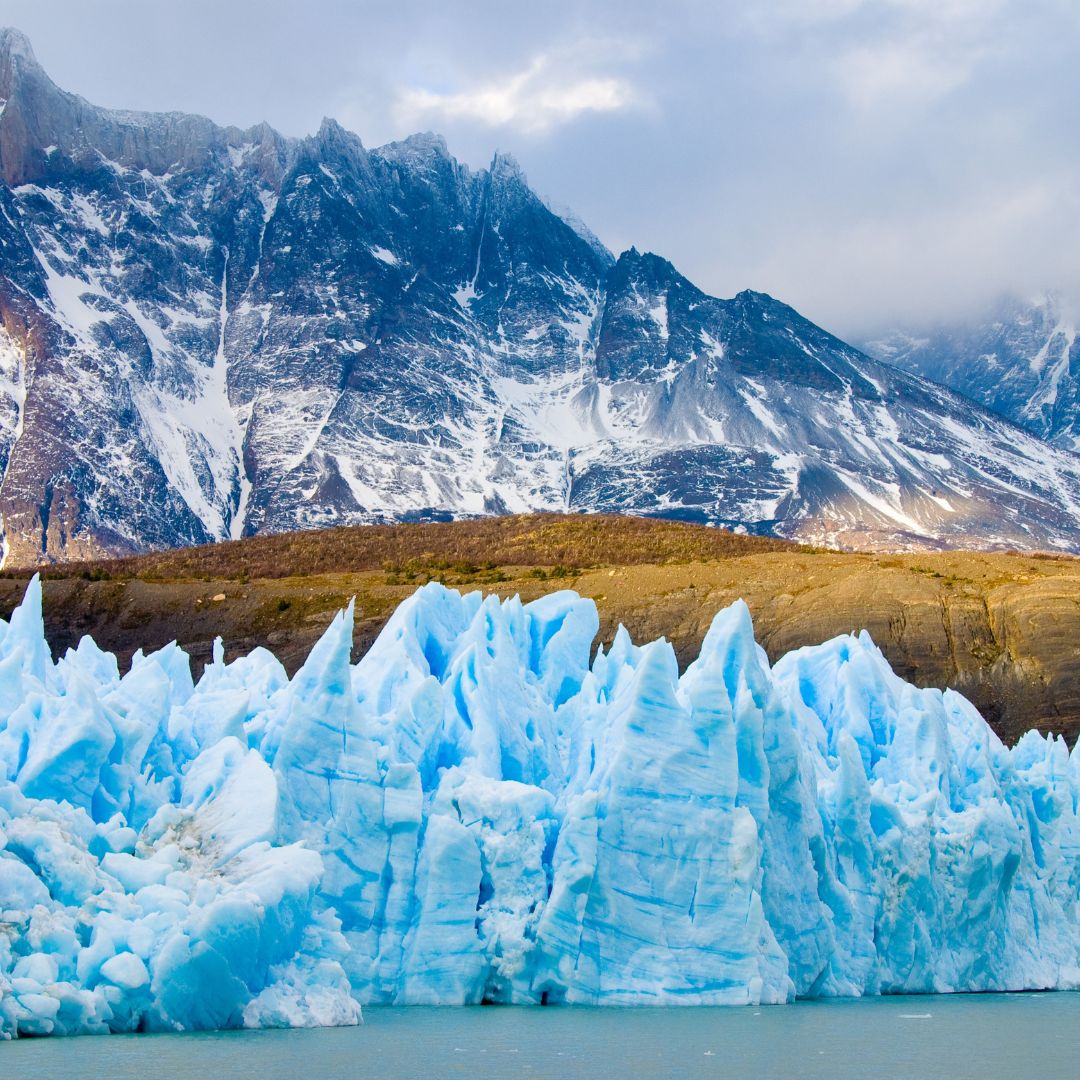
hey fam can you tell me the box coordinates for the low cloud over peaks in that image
[396,52,639,136]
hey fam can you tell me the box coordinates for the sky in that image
[4,0,1079,337]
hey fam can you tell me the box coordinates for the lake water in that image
[4,993,1078,1080]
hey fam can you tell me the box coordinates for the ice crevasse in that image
[1,576,1079,1037]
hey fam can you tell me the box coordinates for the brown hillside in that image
[31,513,795,582]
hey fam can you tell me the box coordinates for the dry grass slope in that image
[16,513,797,582]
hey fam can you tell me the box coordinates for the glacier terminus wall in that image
[1,578,1079,1036]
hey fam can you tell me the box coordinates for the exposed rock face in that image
[863,294,1080,452]
[3,27,1080,562]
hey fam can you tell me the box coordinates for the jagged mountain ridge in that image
[2,26,1080,564]
[863,294,1080,453]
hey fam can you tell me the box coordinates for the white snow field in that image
[1,576,1079,1037]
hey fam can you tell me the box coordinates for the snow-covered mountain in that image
[863,295,1080,452]
[3,27,1080,564]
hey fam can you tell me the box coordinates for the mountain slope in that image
[3,27,1080,563]
[863,294,1080,452]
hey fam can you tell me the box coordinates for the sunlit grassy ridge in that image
[24,513,797,582]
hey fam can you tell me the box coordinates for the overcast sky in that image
[5,0,1079,336]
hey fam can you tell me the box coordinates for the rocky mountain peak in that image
[609,247,685,289]
[0,26,72,184]
[0,26,41,88]
[373,131,455,180]
[489,150,526,181]
[312,116,361,152]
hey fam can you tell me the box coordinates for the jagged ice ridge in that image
[1,577,1079,1037]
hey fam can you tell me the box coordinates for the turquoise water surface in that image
[4,993,1078,1080]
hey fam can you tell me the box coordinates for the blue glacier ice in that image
[1,576,1080,1036]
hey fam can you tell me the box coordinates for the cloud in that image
[394,52,638,136]
[736,171,1080,334]
[749,0,1004,29]
[834,36,981,111]
[745,0,1007,112]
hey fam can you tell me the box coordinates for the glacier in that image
[1,576,1079,1037]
